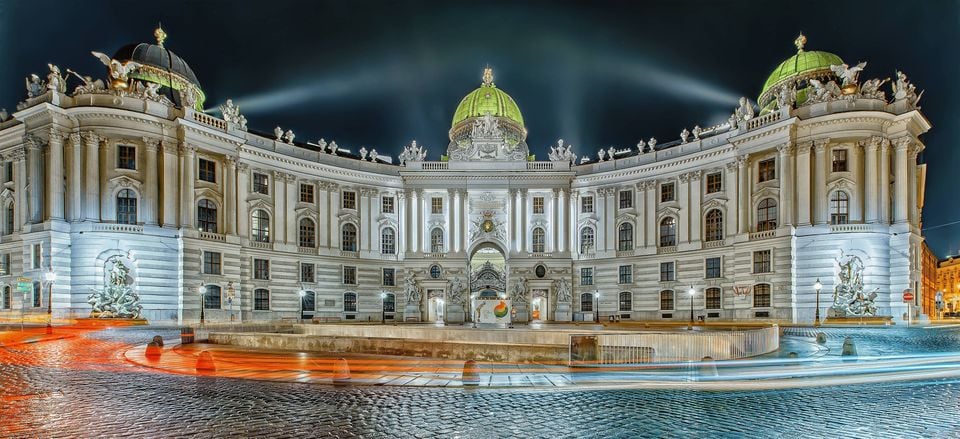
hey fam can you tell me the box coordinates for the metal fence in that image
[585,326,779,365]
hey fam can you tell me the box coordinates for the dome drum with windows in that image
[757,34,843,113]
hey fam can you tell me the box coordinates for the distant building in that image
[0,30,931,324]
[937,256,960,313]
[921,241,939,317]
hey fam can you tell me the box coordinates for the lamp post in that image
[198,282,206,326]
[44,269,56,333]
[687,285,695,331]
[471,293,477,328]
[814,278,822,327]
[594,291,600,323]
[298,290,306,324]
[380,292,387,324]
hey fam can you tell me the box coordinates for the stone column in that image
[908,144,920,226]
[223,155,237,234]
[453,190,461,253]
[777,143,794,226]
[569,192,578,253]
[737,156,749,233]
[359,188,372,251]
[688,172,702,242]
[644,182,656,246]
[513,189,522,254]
[160,141,179,228]
[604,188,615,250]
[420,191,429,253]
[24,135,43,224]
[285,175,297,245]
[329,184,340,248]
[272,171,286,243]
[724,162,738,237]
[409,189,419,253]
[892,137,910,223]
[550,189,559,252]
[46,128,65,220]
[796,142,812,226]
[236,163,250,238]
[67,133,83,222]
[82,132,100,222]
[179,144,196,228]
[12,148,25,231]
[396,191,406,255]
[678,176,690,243]
[557,188,566,253]
[879,139,891,224]
[633,184,645,247]
[520,189,529,253]
[863,137,880,224]
[813,138,830,225]
[142,138,160,225]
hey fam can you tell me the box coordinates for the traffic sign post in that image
[902,289,914,326]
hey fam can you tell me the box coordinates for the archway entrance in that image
[427,295,444,323]
[531,292,547,322]
[469,244,507,325]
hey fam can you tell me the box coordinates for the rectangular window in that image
[382,268,395,286]
[343,266,357,285]
[381,196,395,214]
[580,267,594,286]
[705,257,722,279]
[618,265,633,284]
[117,145,136,170]
[581,293,593,312]
[5,162,12,183]
[581,196,594,213]
[203,285,221,309]
[33,281,41,307]
[660,291,674,311]
[0,253,8,276]
[533,197,544,214]
[254,289,270,311]
[660,262,675,282]
[753,250,772,274]
[706,173,722,194]
[832,149,848,172]
[706,288,722,310]
[754,284,772,308]
[431,197,443,214]
[253,258,270,280]
[300,183,314,203]
[252,173,269,195]
[344,293,358,312]
[198,158,216,183]
[758,158,776,183]
[300,263,315,283]
[31,243,41,270]
[2,286,9,309]
[342,191,356,209]
[660,182,675,202]
[202,251,221,275]
[619,190,633,209]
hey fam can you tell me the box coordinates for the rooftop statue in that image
[691,125,702,140]
[775,83,797,108]
[66,68,106,95]
[359,147,368,160]
[219,99,248,130]
[25,74,45,99]
[607,146,616,160]
[46,64,66,94]
[274,126,283,141]
[647,137,657,151]
[636,139,646,153]
[892,70,921,106]
[680,128,690,144]
[735,97,755,122]
[399,140,427,165]
[808,79,842,103]
[548,139,576,163]
[91,51,141,91]
[831,62,867,87]
[859,78,889,101]
[283,129,295,144]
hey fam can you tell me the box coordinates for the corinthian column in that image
[224,155,237,234]
[737,156,748,234]
[795,142,812,226]
[160,141,179,227]
[11,148,25,231]
[24,135,43,224]
[142,138,160,225]
[879,139,891,223]
[863,137,880,224]
[893,137,910,224]
[83,132,101,222]
[777,143,794,226]
[179,144,196,228]
[67,133,83,222]
[46,128,65,220]
[813,139,830,225]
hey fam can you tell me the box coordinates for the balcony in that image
[657,246,677,255]
[749,230,777,241]
[199,231,226,242]
[424,252,447,259]
[92,223,144,234]
[745,111,783,130]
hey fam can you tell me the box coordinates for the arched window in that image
[659,217,676,247]
[618,223,634,251]
[252,209,271,243]
[4,203,14,235]
[660,290,674,311]
[756,198,778,231]
[298,218,316,248]
[203,285,222,309]
[343,292,358,312]
[705,209,723,242]
[197,199,217,233]
[580,292,594,312]
[754,283,771,308]
[341,223,357,251]
[705,287,722,310]
[580,226,595,253]
[619,291,632,312]
[253,288,270,311]
[532,227,545,253]
[830,191,849,225]
[381,228,396,254]
[430,228,444,253]
[116,189,137,225]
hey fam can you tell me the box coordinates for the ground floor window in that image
[754,284,771,308]
[2,285,9,309]
[705,287,722,310]
[580,293,593,312]
[253,289,270,311]
[32,281,41,307]
[619,291,632,312]
[344,292,357,312]
[203,285,222,309]
[660,290,674,311]
[382,293,395,312]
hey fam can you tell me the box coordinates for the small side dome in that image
[758,34,843,111]
[112,26,206,109]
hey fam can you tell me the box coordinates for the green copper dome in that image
[757,34,843,111]
[451,68,524,128]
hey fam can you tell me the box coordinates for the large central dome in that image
[757,33,843,112]
[451,69,524,128]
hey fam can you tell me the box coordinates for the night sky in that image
[1,0,957,257]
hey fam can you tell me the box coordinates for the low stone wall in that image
[208,332,568,363]
[294,324,582,346]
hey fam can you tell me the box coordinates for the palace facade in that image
[0,30,930,324]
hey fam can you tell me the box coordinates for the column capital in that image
[725,161,739,172]
[736,155,748,167]
[82,131,100,145]
[224,154,237,167]
[179,144,197,156]
[68,132,82,147]
[892,136,912,151]
[776,142,794,155]
[519,188,528,197]
[396,190,406,201]
[5,147,25,162]
[142,137,160,151]
[22,134,43,150]
[796,140,813,154]
[812,137,831,151]
[47,127,66,143]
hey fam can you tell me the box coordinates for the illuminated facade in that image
[937,257,960,313]
[0,31,930,324]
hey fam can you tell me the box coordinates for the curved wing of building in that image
[0,30,930,325]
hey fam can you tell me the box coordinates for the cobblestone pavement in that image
[1,326,959,438]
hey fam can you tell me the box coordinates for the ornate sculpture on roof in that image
[807,79,842,104]
[735,97,755,123]
[398,140,427,165]
[597,148,606,161]
[66,68,106,95]
[359,147,368,160]
[0,109,8,122]
[775,83,797,108]
[369,149,379,162]
[548,139,576,163]
[46,64,66,94]
[328,141,339,154]
[680,128,690,143]
[647,137,657,151]
[91,51,141,91]
[858,78,889,101]
[636,139,646,153]
[830,62,867,89]
[471,113,503,138]
[283,130,295,144]
[892,70,921,106]
[219,99,248,130]
[274,126,283,141]
[24,74,45,99]
[829,252,878,317]
[691,125,702,140]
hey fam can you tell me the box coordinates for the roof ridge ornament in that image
[794,32,806,53]
[482,67,494,87]
[154,24,167,48]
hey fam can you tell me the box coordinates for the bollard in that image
[145,341,163,360]
[152,335,164,348]
[787,352,798,359]
[180,327,195,345]
[332,358,351,384]
[841,336,858,359]
[699,356,718,378]
[462,360,481,386]
[196,351,216,372]
[815,332,827,345]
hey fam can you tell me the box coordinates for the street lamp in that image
[814,278,823,327]
[687,285,695,331]
[44,269,56,333]
[593,291,600,323]
[198,282,206,326]
[380,292,387,324]
[298,290,306,324]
